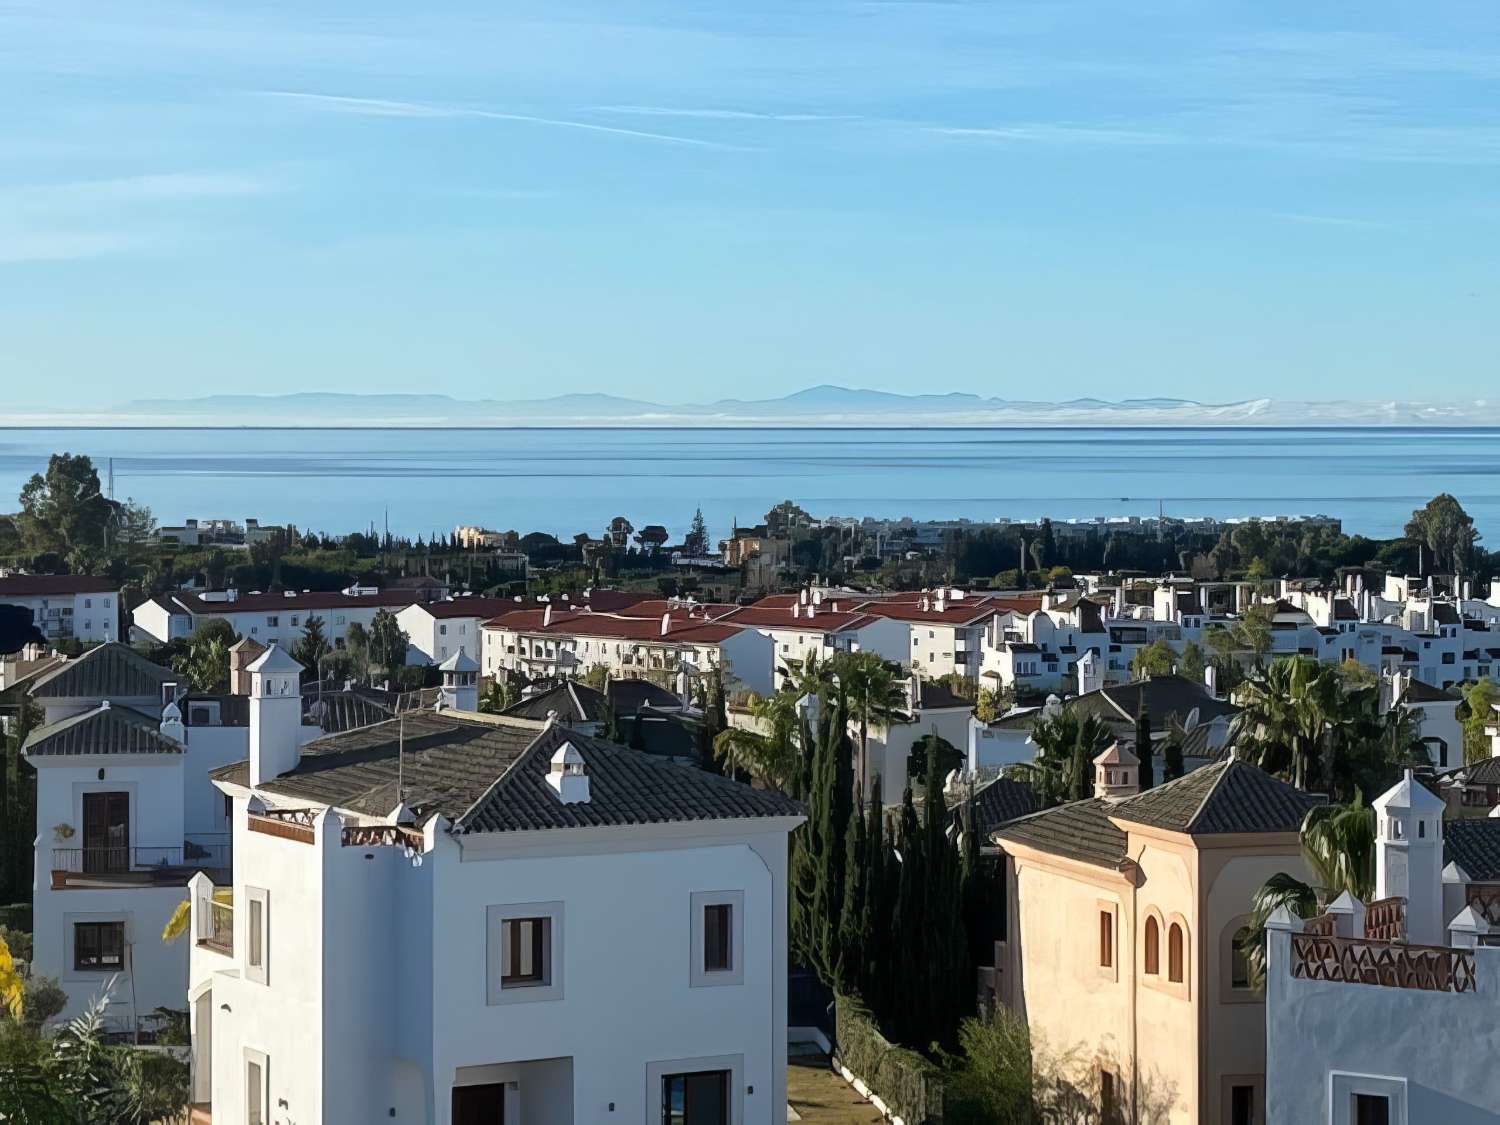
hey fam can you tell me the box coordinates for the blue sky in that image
[2,0,1497,409]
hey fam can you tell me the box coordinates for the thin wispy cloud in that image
[928,124,1182,147]
[591,105,862,123]
[1272,212,1389,230]
[0,230,143,265]
[260,92,753,150]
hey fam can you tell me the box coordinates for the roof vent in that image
[547,742,590,804]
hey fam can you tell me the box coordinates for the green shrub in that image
[0,926,32,965]
[942,1010,1034,1124]
[835,994,945,1124]
[22,975,66,1030]
[0,905,32,933]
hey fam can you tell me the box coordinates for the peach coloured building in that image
[992,748,1320,1125]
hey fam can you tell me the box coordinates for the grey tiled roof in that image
[502,681,611,724]
[966,776,1041,836]
[1108,758,1323,835]
[1445,819,1500,881]
[28,643,175,701]
[1070,675,1239,729]
[606,678,683,715]
[24,703,181,757]
[1456,757,1500,786]
[212,709,802,834]
[993,798,1127,869]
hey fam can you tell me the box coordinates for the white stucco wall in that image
[1266,929,1500,1124]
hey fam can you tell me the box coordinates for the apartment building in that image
[132,587,432,648]
[186,666,803,1125]
[0,573,121,644]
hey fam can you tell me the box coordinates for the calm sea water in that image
[1,427,1497,542]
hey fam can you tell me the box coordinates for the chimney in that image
[438,650,479,711]
[546,742,591,804]
[1092,742,1140,802]
[160,699,186,745]
[248,644,305,787]
[229,637,267,696]
[543,604,552,627]
[1373,770,1446,945]
[660,612,671,637]
[792,603,800,619]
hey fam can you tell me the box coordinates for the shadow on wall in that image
[1031,1036,1181,1125]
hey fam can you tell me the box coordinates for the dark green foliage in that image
[368,609,408,673]
[291,614,330,676]
[790,692,854,983]
[909,733,964,783]
[835,995,947,1125]
[943,1008,1035,1125]
[1135,707,1154,790]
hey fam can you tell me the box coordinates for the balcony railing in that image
[50,834,231,883]
[1291,933,1477,993]
[199,898,233,955]
[1467,886,1500,926]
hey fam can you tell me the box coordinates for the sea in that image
[1,427,1497,543]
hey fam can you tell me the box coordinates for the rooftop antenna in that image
[398,713,406,807]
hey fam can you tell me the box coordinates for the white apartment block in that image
[397,597,518,665]
[0,574,120,644]
[187,653,802,1125]
[1265,773,1500,1124]
[133,587,430,649]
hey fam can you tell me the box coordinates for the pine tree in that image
[685,507,710,556]
[1136,706,1155,790]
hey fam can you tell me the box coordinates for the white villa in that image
[1265,772,1500,1124]
[0,573,121,645]
[186,645,803,1125]
[397,596,518,665]
[132,586,433,649]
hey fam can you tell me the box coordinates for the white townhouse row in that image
[398,590,654,666]
[132,586,428,649]
[481,601,777,696]
[0,573,121,644]
[1265,773,1500,1124]
[186,647,803,1125]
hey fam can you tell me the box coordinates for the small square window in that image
[502,917,550,987]
[74,921,124,971]
[487,902,564,1004]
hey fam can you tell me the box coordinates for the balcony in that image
[197,893,233,956]
[49,834,231,889]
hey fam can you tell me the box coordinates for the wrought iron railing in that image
[52,836,231,875]
[1291,933,1477,993]
[1467,885,1500,926]
[200,899,233,954]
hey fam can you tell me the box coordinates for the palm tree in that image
[712,689,803,794]
[1240,796,1376,988]
[1012,709,1113,806]
[828,651,908,793]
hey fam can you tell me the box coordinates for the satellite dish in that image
[1182,707,1200,732]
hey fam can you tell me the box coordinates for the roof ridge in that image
[451,721,560,831]
[1181,758,1234,832]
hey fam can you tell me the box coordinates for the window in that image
[1168,923,1185,983]
[1100,1069,1121,1125]
[73,921,124,971]
[503,917,549,986]
[704,904,733,973]
[1231,928,1251,990]
[440,624,448,635]
[1099,910,1113,969]
[662,1070,729,1125]
[1353,1093,1390,1125]
[1231,1084,1255,1125]
[290,615,299,627]
[1143,916,1160,975]
[245,1050,269,1125]
[487,902,564,1004]
[84,598,92,608]
[246,887,269,985]
[266,615,278,627]
[691,891,745,987]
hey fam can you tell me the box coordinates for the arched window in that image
[1231,927,1251,990]
[1168,923,1185,984]
[1144,916,1160,975]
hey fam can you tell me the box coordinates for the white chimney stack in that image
[160,699,186,746]
[547,742,591,804]
[660,612,671,637]
[1373,770,1445,946]
[543,604,552,626]
[248,644,305,787]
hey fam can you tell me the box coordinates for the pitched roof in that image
[911,678,973,712]
[28,642,176,700]
[993,798,1127,868]
[606,678,684,715]
[1108,758,1324,835]
[0,574,118,596]
[416,597,527,620]
[1070,675,1239,728]
[966,776,1042,836]
[168,589,419,614]
[24,702,181,757]
[1444,819,1500,882]
[213,710,802,834]
[502,681,611,724]
[1400,679,1458,705]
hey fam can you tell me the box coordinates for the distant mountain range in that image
[7,385,1498,426]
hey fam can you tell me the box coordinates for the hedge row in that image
[835,993,946,1124]
[0,903,31,933]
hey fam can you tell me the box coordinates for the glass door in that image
[662,1070,729,1125]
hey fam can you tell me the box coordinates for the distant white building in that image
[397,597,518,665]
[132,587,431,649]
[0,573,120,644]
[1265,772,1500,1124]
[186,664,803,1125]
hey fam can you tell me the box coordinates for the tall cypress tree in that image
[1136,705,1155,790]
[792,691,854,987]
[858,776,888,1013]
[836,793,868,993]
[887,783,924,1044]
